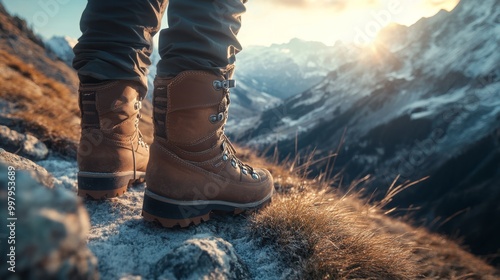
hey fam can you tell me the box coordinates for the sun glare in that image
[240,0,460,46]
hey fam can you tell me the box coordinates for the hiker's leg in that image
[157,0,246,77]
[73,0,167,87]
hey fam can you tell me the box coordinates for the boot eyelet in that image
[134,101,142,110]
[213,80,235,90]
[231,159,237,168]
[213,80,222,90]
[222,153,229,161]
[242,168,248,175]
[209,115,218,123]
[217,112,224,121]
[251,173,259,180]
[222,142,226,150]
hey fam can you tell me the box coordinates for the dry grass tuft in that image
[251,188,417,279]
[238,147,499,279]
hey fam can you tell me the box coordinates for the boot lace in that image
[214,72,259,180]
[134,99,148,150]
[221,131,259,180]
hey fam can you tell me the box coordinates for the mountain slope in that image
[241,0,500,264]
[0,4,78,90]
[0,49,80,156]
[0,3,154,152]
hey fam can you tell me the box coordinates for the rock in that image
[0,163,98,280]
[154,234,251,280]
[0,149,54,188]
[0,125,48,160]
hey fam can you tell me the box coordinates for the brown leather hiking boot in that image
[142,70,274,227]
[77,80,149,199]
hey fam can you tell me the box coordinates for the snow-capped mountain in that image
[244,0,499,161]
[146,50,160,97]
[45,35,77,66]
[226,79,281,133]
[235,38,359,99]
[227,38,360,135]
[241,0,500,262]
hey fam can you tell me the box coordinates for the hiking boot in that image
[143,70,274,227]
[77,80,149,199]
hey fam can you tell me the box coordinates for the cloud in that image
[262,0,353,10]
[424,0,455,6]
[423,0,461,10]
[258,0,457,10]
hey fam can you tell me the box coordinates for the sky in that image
[1,0,460,46]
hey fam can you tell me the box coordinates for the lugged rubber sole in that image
[77,171,146,199]
[142,189,273,228]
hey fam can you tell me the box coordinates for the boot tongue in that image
[166,71,226,145]
[171,94,229,155]
[156,71,234,161]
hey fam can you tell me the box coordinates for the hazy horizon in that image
[2,0,460,47]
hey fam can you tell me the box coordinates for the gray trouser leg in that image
[73,0,168,87]
[73,0,245,85]
[157,0,246,77]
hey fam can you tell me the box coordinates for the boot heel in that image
[78,171,145,199]
[142,190,212,228]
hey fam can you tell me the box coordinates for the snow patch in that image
[38,157,289,279]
